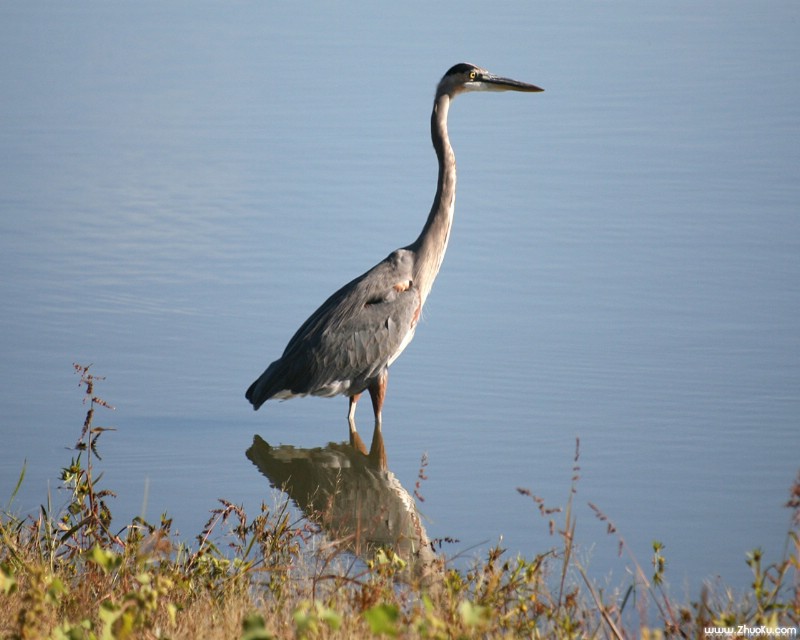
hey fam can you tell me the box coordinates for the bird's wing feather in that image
[277,249,420,395]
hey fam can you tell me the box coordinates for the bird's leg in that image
[348,394,368,455]
[367,370,388,469]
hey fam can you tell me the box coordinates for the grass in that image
[0,364,797,639]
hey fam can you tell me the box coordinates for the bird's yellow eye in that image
[469,70,477,80]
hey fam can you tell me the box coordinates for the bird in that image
[246,63,543,454]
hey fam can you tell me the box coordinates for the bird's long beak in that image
[482,73,544,93]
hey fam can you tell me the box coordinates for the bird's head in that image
[437,63,544,98]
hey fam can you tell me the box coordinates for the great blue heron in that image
[246,63,543,453]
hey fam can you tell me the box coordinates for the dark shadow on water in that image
[246,427,440,582]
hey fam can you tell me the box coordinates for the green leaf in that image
[6,461,26,509]
[241,613,274,640]
[0,563,17,595]
[46,576,67,604]
[293,607,315,637]
[99,601,133,640]
[317,604,342,631]
[50,619,92,640]
[459,600,490,628]
[90,545,122,574]
[363,603,400,636]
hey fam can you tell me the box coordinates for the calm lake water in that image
[2,2,799,598]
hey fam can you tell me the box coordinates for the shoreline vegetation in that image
[1,364,797,639]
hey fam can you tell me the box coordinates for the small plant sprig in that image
[73,362,115,455]
[187,496,309,601]
[412,452,461,555]
[413,453,429,503]
[58,363,122,556]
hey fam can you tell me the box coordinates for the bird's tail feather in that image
[245,359,285,410]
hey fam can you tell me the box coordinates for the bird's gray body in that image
[246,248,420,407]
[246,63,542,441]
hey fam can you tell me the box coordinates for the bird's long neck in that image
[408,91,456,307]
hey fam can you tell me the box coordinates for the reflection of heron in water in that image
[246,64,543,450]
[246,428,440,582]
